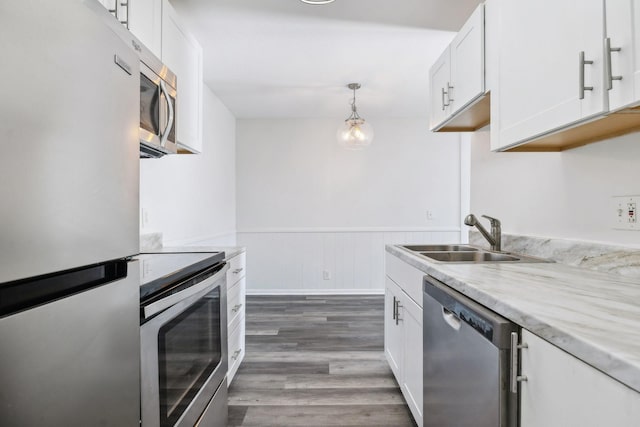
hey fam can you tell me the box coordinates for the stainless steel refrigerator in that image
[0,1,141,425]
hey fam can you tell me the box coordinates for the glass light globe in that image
[336,118,374,150]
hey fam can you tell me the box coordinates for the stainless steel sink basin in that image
[400,242,550,263]
[402,244,478,252]
[421,252,521,262]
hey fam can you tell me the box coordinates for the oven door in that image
[139,63,177,157]
[141,265,228,427]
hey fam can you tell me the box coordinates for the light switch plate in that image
[613,195,639,230]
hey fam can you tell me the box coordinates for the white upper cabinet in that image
[429,3,488,132]
[605,0,638,111]
[128,0,162,58]
[161,0,203,154]
[491,0,640,151]
[429,49,452,129]
[493,0,605,151]
[449,4,485,116]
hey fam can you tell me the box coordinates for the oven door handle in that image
[143,264,228,319]
[158,79,174,149]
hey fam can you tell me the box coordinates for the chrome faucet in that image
[464,214,502,252]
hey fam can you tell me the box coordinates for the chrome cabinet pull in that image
[441,83,454,111]
[392,296,396,320]
[605,37,622,90]
[510,332,528,393]
[233,267,244,274]
[579,51,594,100]
[232,303,243,313]
[395,299,402,325]
[232,349,242,361]
[446,82,454,104]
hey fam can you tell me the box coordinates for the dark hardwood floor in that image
[228,295,417,427]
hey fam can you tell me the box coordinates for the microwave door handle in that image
[158,80,174,148]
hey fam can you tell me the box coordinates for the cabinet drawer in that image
[385,252,424,307]
[227,317,245,385]
[226,252,246,286]
[227,277,245,328]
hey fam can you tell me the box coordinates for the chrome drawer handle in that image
[232,303,243,313]
[232,268,244,274]
[232,349,242,360]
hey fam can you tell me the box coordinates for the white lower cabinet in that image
[385,256,423,427]
[399,293,422,424]
[384,278,404,380]
[226,251,246,385]
[520,330,640,427]
[227,311,245,384]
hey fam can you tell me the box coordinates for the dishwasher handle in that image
[442,307,462,331]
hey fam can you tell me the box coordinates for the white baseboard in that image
[246,289,385,296]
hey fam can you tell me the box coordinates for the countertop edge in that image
[153,246,246,262]
[385,244,640,394]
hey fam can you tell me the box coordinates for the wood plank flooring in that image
[228,295,417,427]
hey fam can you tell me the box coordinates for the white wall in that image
[140,85,237,246]
[236,118,466,293]
[470,129,640,247]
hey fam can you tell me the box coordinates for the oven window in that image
[158,288,221,426]
[140,73,160,135]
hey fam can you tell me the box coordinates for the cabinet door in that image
[449,4,484,116]
[128,0,162,58]
[400,293,423,427]
[162,0,203,153]
[605,0,636,111]
[429,48,452,130]
[520,330,640,427]
[384,277,403,382]
[496,0,605,150]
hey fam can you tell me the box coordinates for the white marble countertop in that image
[386,244,640,393]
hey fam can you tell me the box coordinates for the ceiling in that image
[172,0,482,119]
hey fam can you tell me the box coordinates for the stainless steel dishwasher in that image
[423,275,521,427]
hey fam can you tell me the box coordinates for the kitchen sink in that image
[421,251,521,262]
[400,243,550,263]
[402,244,478,252]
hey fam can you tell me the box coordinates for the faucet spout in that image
[464,213,501,251]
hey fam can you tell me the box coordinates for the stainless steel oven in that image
[138,252,228,427]
[138,46,178,158]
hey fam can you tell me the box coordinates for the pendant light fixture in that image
[337,83,374,150]
[299,0,335,4]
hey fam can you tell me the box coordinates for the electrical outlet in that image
[613,195,640,230]
[426,210,435,221]
[322,270,331,280]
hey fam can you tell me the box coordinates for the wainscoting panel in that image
[237,229,462,294]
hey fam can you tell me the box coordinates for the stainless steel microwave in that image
[138,46,177,158]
